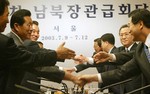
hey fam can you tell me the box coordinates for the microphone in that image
[125,84,150,94]
[94,79,132,94]
[15,84,44,94]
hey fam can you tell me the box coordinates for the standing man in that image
[0,0,83,94]
[99,33,120,94]
[117,24,142,94]
[79,9,150,94]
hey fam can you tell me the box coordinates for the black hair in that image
[128,9,150,28]
[119,24,129,34]
[33,20,39,26]
[101,33,115,45]
[0,0,9,15]
[94,38,101,47]
[10,9,31,29]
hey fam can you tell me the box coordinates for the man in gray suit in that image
[6,9,81,94]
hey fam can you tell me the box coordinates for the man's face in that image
[119,27,134,47]
[30,24,40,41]
[0,6,9,32]
[16,16,33,40]
[128,17,141,41]
[93,42,102,53]
[101,40,108,52]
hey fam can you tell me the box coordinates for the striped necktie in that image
[144,45,150,63]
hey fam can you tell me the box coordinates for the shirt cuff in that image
[87,57,94,64]
[74,67,77,71]
[97,73,103,83]
[59,67,64,70]
[109,54,116,62]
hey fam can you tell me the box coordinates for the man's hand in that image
[93,51,112,63]
[73,75,87,88]
[63,67,76,73]
[63,71,86,87]
[73,55,88,64]
[56,42,76,59]
[78,74,99,83]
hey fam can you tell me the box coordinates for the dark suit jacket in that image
[101,43,150,94]
[18,40,65,94]
[0,33,57,94]
[23,40,65,83]
[114,43,143,94]
[104,46,118,71]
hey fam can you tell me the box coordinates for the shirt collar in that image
[145,33,150,48]
[125,43,135,51]
[11,31,24,44]
[108,46,114,53]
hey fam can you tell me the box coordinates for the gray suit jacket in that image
[7,32,23,46]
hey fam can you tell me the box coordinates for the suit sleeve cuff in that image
[87,57,94,64]
[109,54,116,62]
[74,67,77,71]
[59,66,63,70]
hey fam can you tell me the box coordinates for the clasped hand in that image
[73,55,88,64]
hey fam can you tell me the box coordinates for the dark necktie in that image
[144,45,150,63]
[125,48,129,52]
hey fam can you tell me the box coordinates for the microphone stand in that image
[15,84,44,94]
[94,79,132,94]
[125,84,150,94]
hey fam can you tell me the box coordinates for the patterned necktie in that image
[144,45,150,63]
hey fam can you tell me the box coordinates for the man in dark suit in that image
[99,33,120,94]
[116,24,142,94]
[79,9,150,94]
[0,2,82,94]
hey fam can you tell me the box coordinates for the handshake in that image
[70,74,99,88]
[64,66,99,89]
[62,54,103,88]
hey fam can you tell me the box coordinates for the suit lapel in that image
[136,43,150,81]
